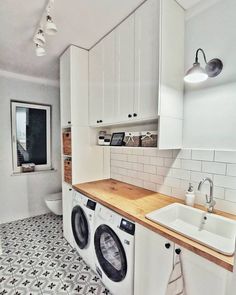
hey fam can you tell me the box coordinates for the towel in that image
[165,252,185,295]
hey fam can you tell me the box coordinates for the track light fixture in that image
[45,15,57,35]
[35,44,46,57]
[184,48,223,83]
[33,0,57,56]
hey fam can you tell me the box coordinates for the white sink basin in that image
[146,203,236,256]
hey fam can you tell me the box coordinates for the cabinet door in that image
[115,15,135,122]
[103,32,116,124]
[134,224,174,295]
[62,183,74,247]
[60,50,71,127]
[134,0,159,120]
[89,42,104,126]
[177,245,230,295]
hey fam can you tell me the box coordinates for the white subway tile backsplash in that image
[144,164,156,174]
[173,149,191,159]
[214,175,236,190]
[225,189,236,202]
[127,154,138,163]
[202,161,226,175]
[149,174,164,185]
[111,153,127,161]
[182,159,201,171]
[164,177,181,188]
[190,171,213,183]
[157,150,173,158]
[132,163,143,172]
[143,148,157,157]
[150,156,164,166]
[215,151,236,163]
[171,168,191,180]
[192,150,214,161]
[110,148,236,208]
[138,155,150,164]
[164,158,181,169]
[156,184,172,195]
[227,164,236,176]
[144,181,156,191]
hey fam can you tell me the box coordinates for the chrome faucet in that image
[198,177,216,213]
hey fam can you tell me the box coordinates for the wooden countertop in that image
[73,179,236,272]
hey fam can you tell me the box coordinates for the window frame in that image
[11,101,52,173]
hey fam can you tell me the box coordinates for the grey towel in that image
[165,253,185,295]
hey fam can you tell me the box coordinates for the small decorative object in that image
[110,132,125,146]
[124,132,141,147]
[98,131,106,145]
[104,134,111,146]
[22,163,35,173]
[141,131,158,147]
[185,183,195,207]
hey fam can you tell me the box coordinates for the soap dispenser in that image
[185,183,195,207]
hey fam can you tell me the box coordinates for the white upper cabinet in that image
[115,15,135,122]
[103,31,116,124]
[134,0,159,120]
[89,42,104,126]
[60,49,71,127]
[60,46,89,127]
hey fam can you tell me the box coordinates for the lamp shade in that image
[36,44,46,56]
[184,62,208,83]
[45,15,57,35]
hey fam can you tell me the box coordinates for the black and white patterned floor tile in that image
[0,214,111,295]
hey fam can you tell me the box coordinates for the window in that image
[11,101,51,173]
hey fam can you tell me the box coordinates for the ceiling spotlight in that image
[35,44,46,57]
[45,15,57,35]
[34,29,45,47]
[184,48,223,83]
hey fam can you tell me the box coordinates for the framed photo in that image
[110,132,125,146]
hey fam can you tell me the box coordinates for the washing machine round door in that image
[71,205,89,249]
[94,224,127,282]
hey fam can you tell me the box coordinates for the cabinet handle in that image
[99,120,103,123]
[175,248,181,255]
[68,121,71,124]
[165,243,171,249]
[69,188,72,191]
[97,120,100,123]
[133,113,137,117]
[128,114,132,118]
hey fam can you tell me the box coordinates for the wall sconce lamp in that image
[184,48,223,83]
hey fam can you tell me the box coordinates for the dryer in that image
[93,203,135,295]
[71,191,97,268]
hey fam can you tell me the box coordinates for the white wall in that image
[0,75,61,224]
[183,0,236,149]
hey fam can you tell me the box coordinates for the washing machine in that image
[71,191,97,268]
[93,203,135,295]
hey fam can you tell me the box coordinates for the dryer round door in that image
[71,205,89,249]
[94,224,127,282]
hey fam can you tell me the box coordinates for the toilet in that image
[45,192,63,215]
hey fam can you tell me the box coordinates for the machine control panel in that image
[86,199,97,211]
[120,218,135,235]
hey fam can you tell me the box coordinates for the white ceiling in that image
[0,0,203,81]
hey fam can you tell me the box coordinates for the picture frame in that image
[110,132,125,146]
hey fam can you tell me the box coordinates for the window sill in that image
[11,168,57,176]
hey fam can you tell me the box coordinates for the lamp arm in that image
[195,48,208,64]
